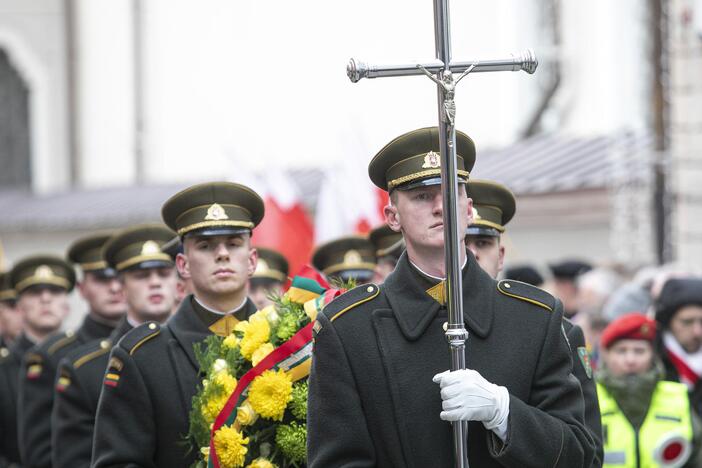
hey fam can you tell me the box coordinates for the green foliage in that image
[275,422,307,463]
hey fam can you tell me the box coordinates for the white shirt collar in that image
[194,296,248,316]
[409,256,468,281]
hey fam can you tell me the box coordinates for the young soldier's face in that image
[78,271,126,321]
[0,300,23,341]
[121,267,178,323]
[385,184,472,253]
[669,305,702,354]
[17,285,70,335]
[465,235,505,278]
[179,234,257,298]
[604,339,653,376]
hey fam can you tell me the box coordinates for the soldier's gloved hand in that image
[433,369,510,441]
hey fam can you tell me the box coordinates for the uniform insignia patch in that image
[577,346,593,379]
[108,356,123,372]
[27,363,43,379]
[56,375,71,392]
[104,372,120,388]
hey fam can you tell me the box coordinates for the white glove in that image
[433,369,510,441]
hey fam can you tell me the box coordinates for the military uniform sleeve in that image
[91,345,156,468]
[51,357,97,468]
[488,301,596,468]
[17,349,55,468]
[565,322,603,467]
[307,312,376,468]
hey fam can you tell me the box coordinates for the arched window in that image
[0,48,31,189]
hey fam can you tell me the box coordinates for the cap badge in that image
[141,241,161,256]
[472,207,482,220]
[205,203,229,221]
[641,323,650,335]
[421,151,441,169]
[344,250,363,265]
[35,265,55,279]
[255,259,270,274]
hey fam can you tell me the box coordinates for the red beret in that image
[601,313,657,349]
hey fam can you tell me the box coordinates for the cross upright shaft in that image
[347,1,538,467]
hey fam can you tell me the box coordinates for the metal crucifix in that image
[347,1,538,467]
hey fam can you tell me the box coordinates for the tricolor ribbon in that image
[207,265,342,468]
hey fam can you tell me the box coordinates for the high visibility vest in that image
[597,380,693,467]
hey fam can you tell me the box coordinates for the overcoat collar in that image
[383,250,494,340]
[78,313,116,342]
[168,295,257,370]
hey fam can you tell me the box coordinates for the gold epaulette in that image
[73,339,112,369]
[47,330,77,356]
[118,322,161,355]
[322,283,380,323]
[497,280,555,312]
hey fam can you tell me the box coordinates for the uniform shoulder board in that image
[72,339,113,369]
[117,321,161,356]
[322,283,380,323]
[47,330,78,356]
[497,279,555,312]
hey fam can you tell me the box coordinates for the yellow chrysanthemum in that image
[223,334,240,349]
[201,371,238,423]
[259,305,280,326]
[248,369,293,421]
[246,458,276,468]
[213,425,249,468]
[251,343,274,366]
[236,400,258,426]
[239,316,271,360]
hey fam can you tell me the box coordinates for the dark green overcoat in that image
[308,252,596,468]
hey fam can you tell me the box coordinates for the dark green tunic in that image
[51,318,133,468]
[92,296,257,468]
[17,314,115,468]
[0,333,35,467]
[308,252,596,468]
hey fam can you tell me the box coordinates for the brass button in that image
[504,282,511,289]
[442,322,448,331]
[100,340,110,349]
[66,330,75,337]
[366,286,374,293]
[148,323,157,330]
[0,348,9,358]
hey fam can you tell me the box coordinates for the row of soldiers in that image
[0,126,602,467]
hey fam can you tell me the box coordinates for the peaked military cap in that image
[368,225,404,259]
[368,126,476,192]
[252,248,289,283]
[0,271,16,302]
[312,236,376,282]
[67,233,116,276]
[161,181,265,238]
[161,236,183,261]
[466,179,516,237]
[10,255,76,294]
[103,224,176,272]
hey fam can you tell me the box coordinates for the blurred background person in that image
[247,247,289,310]
[312,236,376,285]
[0,271,22,347]
[549,260,592,319]
[162,236,193,306]
[503,264,545,287]
[597,312,702,467]
[655,277,702,417]
[368,224,404,283]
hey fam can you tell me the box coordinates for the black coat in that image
[18,315,114,468]
[92,296,257,468]
[51,318,133,468]
[0,333,35,467]
[308,252,595,468]
[657,335,702,418]
[563,319,603,467]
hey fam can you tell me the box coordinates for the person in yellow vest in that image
[597,312,702,467]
